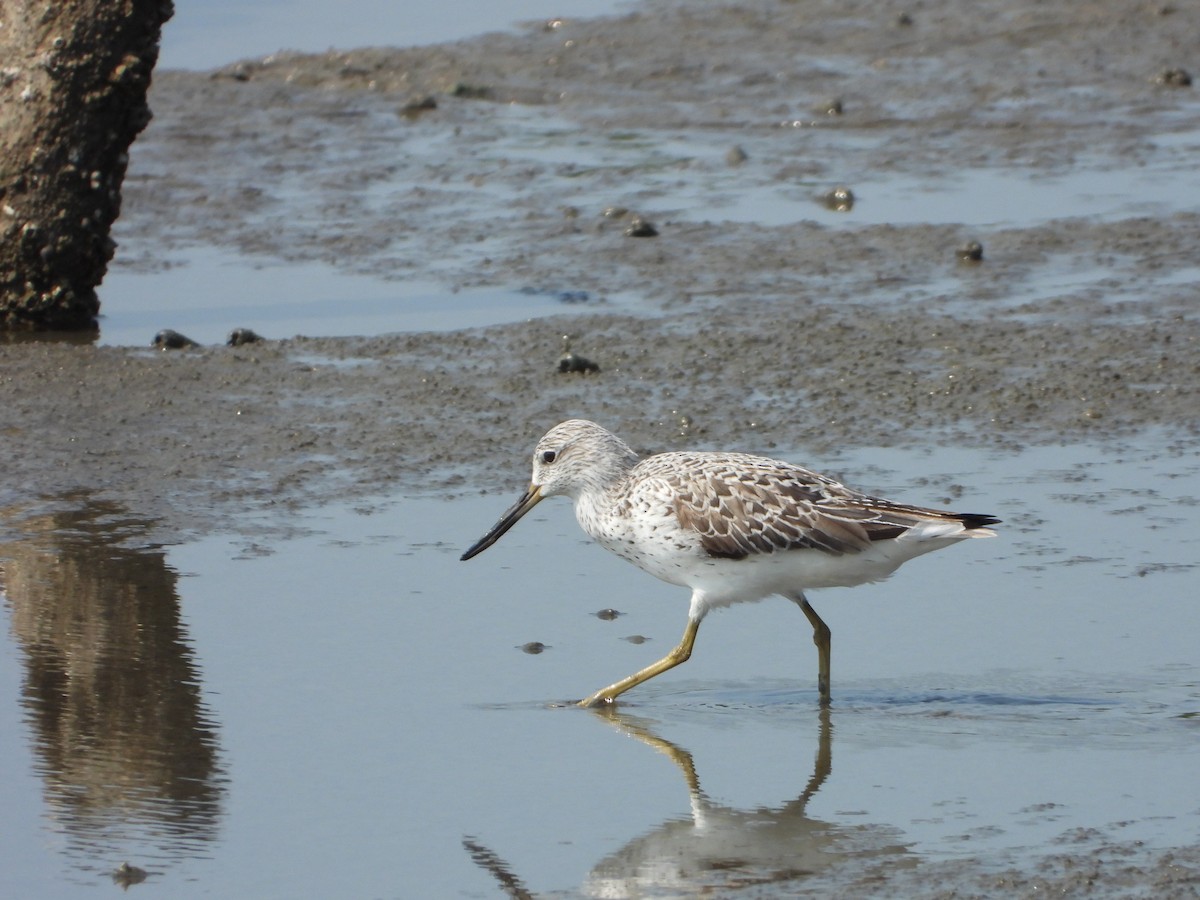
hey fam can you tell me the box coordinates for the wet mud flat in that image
[2,0,1200,894]
[3,0,1199,531]
[2,299,1198,537]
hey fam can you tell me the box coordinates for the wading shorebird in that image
[461,419,999,707]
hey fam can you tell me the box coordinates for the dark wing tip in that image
[958,513,1001,530]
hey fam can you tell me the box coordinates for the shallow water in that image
[10,5,1200,893]
[101,68,1200,346]
[98,245,643,348]
[2,441,1197,897]
[160,0,638,70]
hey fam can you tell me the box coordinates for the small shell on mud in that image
[957,240,984,263]
[400,95,438,117]
[624,215,658,237]
[559,334,600,374]
[450,82,493,100]
[820,186,855,211]
[112,863,147,887]
[227,327,264,346]
[558,351,600,374]
[152,329,199,350]
[1155,68,1192,88]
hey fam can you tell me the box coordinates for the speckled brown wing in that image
[669,456,927,560]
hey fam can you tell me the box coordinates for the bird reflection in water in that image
[464,707,906,896]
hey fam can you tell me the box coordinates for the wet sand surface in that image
[2,0,1200,895]
[2,0,1200,535]
[3,0,1200,536]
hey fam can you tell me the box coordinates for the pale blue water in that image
[160,0,638,70]
[99,245,641,347]
[2,441,1197,896]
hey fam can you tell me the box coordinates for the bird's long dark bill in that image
[460,486,543,561]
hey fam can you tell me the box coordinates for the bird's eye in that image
[541,450,557,464]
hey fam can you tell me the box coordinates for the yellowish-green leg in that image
[578,618,700,708]
[797,596,831,706]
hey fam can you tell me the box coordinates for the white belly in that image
[574,486,977,609]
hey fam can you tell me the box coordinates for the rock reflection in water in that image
[0,497,224,875]
[466,708,907,896]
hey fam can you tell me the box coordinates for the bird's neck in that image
[570,445,638,520]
